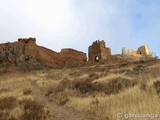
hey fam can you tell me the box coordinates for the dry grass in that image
[0,70,55,120]
[1,59,160,120]
[67,85,159,120]
[64,60,160,120]
[0,97,52,120]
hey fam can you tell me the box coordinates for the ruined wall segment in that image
[122,47,127,56]
[60,48,87,67]
[125,45,151,58]
[0,37,87,69]
[121,44,152,62]
[0,37,46,69]
[18,37,36,44]
[88,40,111,63]
[0,37,154,69]
[137,45,151,56]
[127,49,141,57]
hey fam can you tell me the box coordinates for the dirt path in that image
[31,80,91,120]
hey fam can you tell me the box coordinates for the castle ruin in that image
[88,40,111,63]
[123,45,151,58]
[88,40,152,63]
[0,37,154,69]
[18,37,36,44]
[0,37,87,69]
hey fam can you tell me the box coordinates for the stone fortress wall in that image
[0,37,153,69]
[88,40,152,63]
[122,45,151,57]
[88,40,111,63]
[0,37,87,69]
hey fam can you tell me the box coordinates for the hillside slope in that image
[0,38,87,70]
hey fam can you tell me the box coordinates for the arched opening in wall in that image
[140,52,142,54]
[95,56,99,62]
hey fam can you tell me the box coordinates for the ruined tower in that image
[122,47,127,56]
[137,45,151,56]
[88,40,111,63]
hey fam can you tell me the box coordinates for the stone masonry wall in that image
[88,40,111,63]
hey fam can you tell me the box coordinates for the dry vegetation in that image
[1,59,160,120]
[0,71,54,120]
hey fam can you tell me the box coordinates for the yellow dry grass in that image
[67,85,160,120]
[1,59,160,120]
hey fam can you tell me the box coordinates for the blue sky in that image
[0,0,160,57]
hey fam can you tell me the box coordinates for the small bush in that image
[0,97,17,120]
[0,111,16,120]
[45,87,53,97]
[140,83,147,91]
[88,73,99,80]
[69,71,82,77]
[0,88,10,94]
[19,99,49,120]
[153,80,160,96]
[23,88,32,95]
[0,97,17,110]
[103,78,137,94]
[71,77,137,95]
[55,92,69,105]
[54,79,71,93]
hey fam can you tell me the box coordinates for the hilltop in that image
[0,37,156,70]
[0,38,86,70]
[0,58,160,120]
[0,37,160,120]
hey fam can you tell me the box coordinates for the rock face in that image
[0,38,87,70]
[88,40,111,63]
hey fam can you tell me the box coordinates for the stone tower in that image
[122,47,127,56]
[88,40,111,63]
[137,45,151,56]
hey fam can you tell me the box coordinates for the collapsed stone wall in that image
[60,48,87,67]
[0,38,87,70]
[127,49,142,57]
[122,45,151,58]
[0,38,45,69]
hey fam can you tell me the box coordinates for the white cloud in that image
[0,0,160,56]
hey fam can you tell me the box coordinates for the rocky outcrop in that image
[0,38,87,70]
